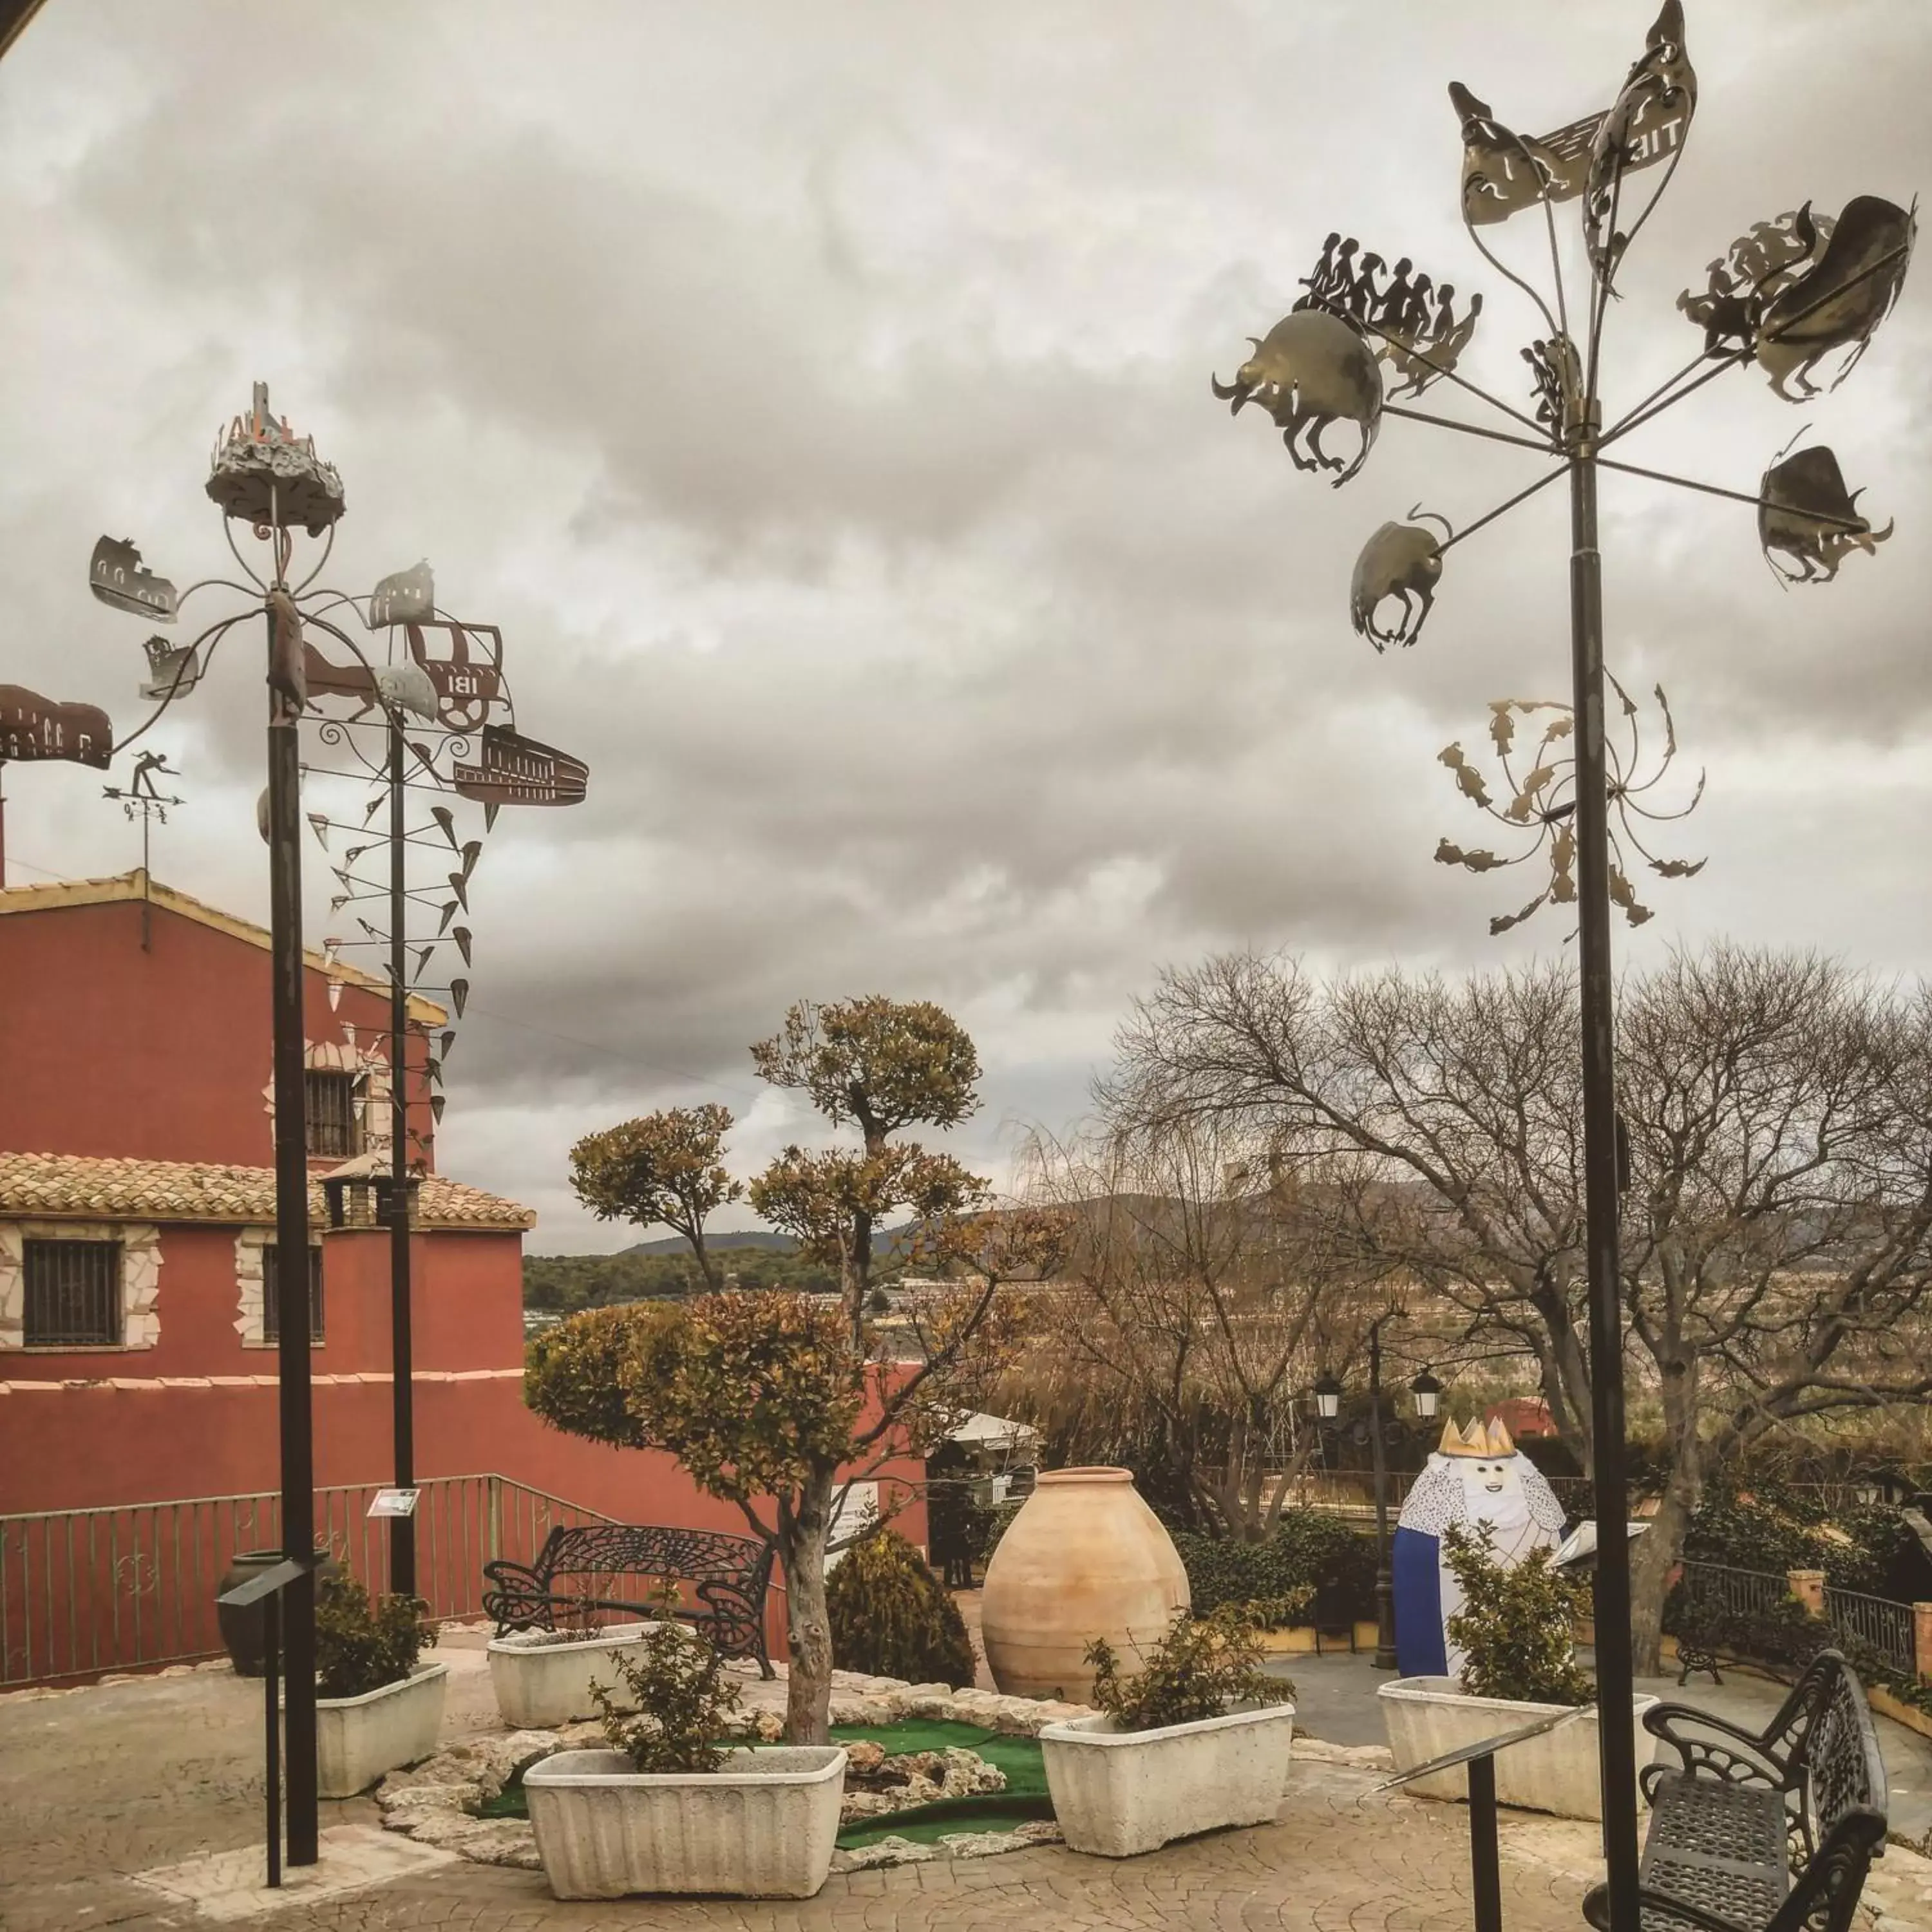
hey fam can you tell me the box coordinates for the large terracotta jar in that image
[980,1468,1189,1701]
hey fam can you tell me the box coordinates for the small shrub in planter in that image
[1443,1527,1592,1706]
[524,1622,847,1899]
[590,1620,743,1772]
[827,1528,976,1688]
[312,1573,446,1797]
[316,1572,435,1699]
[1039,1606,1298,1857]
[1379,1528,1654,1821]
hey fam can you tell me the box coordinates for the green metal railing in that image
[0,1473,617,1689]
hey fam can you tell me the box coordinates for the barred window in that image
[24,1240,124,1347]
[305,1070,362,1158]
[261,1244,325,1344]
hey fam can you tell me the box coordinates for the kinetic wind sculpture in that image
[1435,680,1703,935]
[83,382,590,1875]
[1206,8,1912,1920]
[1391,1418,1566,1681]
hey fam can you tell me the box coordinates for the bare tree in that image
[1005,1119,1391,1542]
[1103,945,1932,1669]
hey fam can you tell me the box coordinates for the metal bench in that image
[482,1524,775,1678]
[1582,1649,1888,1932]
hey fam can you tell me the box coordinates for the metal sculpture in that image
[1211,308,1382,483]
[1683,196,1917,398]
[1204,9,1911,1924]
[1759,442,1892,583]
[103,752,186,947]
[1295,234,1482,399]
[1351,515,1448,650]
[84,381,588,1880]
[1435,680,1703,934]
[0,684,113,766]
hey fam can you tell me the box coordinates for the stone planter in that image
[980,1468,1189,1701]
[486,1622,658,1728]
[1378,1677,1660,1821]
[524,1746,847,1899]
[316,1662,449,1798]
[1037,1702,1296,1858]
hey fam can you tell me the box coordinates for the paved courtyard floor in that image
[3,1638,1929,1932]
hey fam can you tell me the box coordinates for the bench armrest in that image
[1582,1880,1749,1932]
[482,1557,545,1591]
[1644,1700,1796,1790]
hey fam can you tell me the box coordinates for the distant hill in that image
[622,1231,797,1256]
[620,1226,909,1258]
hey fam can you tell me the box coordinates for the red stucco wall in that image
[0,895,433,1166]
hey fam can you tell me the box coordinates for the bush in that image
[1084,1604,1293,1732]
[1173,1510,1377,1624]
[592,1622,743,1773]
[314,1573,434,1700]
[1443,1527,1591,1706]
[827,1527,977,1688]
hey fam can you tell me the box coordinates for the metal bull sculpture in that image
[1759,444,1892,584]
[0,684,113,768]
[303,619,504,731]
[1211,308,1382,485]
[1350,515,1449,650]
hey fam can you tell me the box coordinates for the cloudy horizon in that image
[3,1,1928,1253]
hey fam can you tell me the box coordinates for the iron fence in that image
[1676,1560,1794,1623]
[0,1473,617,1690]
[1824,1585,1917,1680]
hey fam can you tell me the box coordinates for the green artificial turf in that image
[480,1720,1057,1850]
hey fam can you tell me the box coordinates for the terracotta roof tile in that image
[0,1152,534,1231]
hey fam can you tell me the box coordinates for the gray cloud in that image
[3,1,1929,1247]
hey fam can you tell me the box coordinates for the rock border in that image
[375,1669,1097,1874]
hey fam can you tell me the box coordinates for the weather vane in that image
[1202,9,1913,1927]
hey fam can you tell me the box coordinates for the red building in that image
[0,871,922,1684]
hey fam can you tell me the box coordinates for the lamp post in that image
[1312,1323,1438,1671]
[1210,10,1912,1920]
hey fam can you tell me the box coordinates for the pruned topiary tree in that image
[526,996,1066,1743]
[826,1526,977,1689]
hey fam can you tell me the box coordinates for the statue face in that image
[1459,1455,1523,1513]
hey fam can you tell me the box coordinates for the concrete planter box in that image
[486,1622,656,1729]
[1037,1701,1296,1858]
[523,1746,847,1899]
[315,1662,448,1798]
[1378,1677,1660,1821]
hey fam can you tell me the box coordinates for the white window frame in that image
[0,1220,162,1351]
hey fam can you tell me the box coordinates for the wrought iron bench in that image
[1582,1649,1888,1932]
[482,1524,775,1678]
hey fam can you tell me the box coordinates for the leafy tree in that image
[1104,946,1932,1672]
[527,996,1067,1743]
[569,1105,743,1290]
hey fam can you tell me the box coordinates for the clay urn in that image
[979,1467,1189,1701]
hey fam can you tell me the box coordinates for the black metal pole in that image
[267,623,319,1868]
[1468,1751,1503,1932]
[1368,1319,1397,1670]
[263,1586,281,1890]
[387,715,416,1599]
[1567,404,1640,1929]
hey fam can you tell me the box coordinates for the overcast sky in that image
[3,2,1928,1251]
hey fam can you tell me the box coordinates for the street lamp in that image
[1312,1321,1435,1671]
[1853,1479,1882,1508]
[1410,1368,1444,1423]
[1209,9,1912,1920]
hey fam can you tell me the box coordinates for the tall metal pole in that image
[266,616,319,1868]
[1368,1318,1397,1670]
[387,715,417,1598]
[1567,399,1640,1930]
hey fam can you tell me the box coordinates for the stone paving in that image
[5,1638,1929,1932]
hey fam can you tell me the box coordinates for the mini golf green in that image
[480,1721,1058,1849]
[829,1720,1055,1848]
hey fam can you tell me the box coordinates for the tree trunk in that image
[779,1466,837,1744]
[1627,1426,1700,1677]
